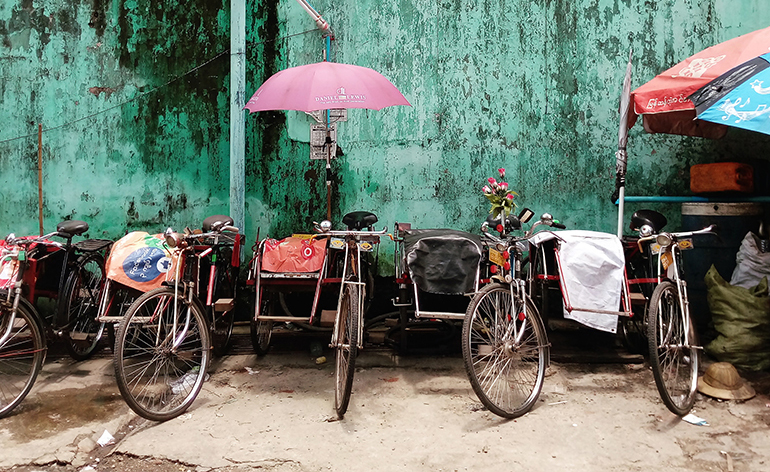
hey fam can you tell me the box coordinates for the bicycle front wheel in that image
[647,281,699,416]
[114,287,210,421]
[0,298,45,418]
[63,254,106,360]
[462,283,548,419]
[334,283,359,419]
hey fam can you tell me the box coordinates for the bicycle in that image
[112,216,240,421]
[314,216,385,418]
[0,220,112,418]
[461,208,554,418]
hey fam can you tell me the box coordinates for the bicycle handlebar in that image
[314,227,388,238]
[636,224,718,251]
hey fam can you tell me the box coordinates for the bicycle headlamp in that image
[319,220,332,232]
[656,233,673,247]
[164,228,180,248]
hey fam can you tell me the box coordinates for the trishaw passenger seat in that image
[343,211,378,230]
[630,209,667,233]
[202,215,235,232]
[57,220,89,239]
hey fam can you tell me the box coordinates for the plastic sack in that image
[705,265,770,371]
[261,236,326,273]
[105,232,178,292]
[730,231,770,292]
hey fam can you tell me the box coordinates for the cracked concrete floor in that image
[2,347,770,472]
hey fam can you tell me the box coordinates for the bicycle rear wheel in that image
[63,254,106,360]
[0,298,45,418]
[647,281,699,416]
[334,283,359,419]
[462,283,548,419]
[114,287,210,421]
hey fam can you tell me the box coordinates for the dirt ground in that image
[2,334,770,472]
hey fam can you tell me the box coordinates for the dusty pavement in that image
[2,333,770,472]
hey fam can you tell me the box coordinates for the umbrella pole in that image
[616,184,625,238]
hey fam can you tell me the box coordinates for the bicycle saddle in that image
[57,220,89,238]
[343,211,378,230]
[202,215,235,232]
[630,209,667,233]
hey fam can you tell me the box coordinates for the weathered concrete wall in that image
[2,0,770,272]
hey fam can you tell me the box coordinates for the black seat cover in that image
[203,215,234,232]
[57,220,89,238]
[630,209,667,233]
[343,211,378,230]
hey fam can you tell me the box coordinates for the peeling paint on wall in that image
[2,0,770,275]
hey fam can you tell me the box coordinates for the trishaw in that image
[248,211,384,419]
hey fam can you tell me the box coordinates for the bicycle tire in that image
[647,281,699,416]
[0,296,46,418]
[114,287,210,421]
[210,265,236,357]
[334,283,359,419]
[250,294,273,356]
[62,254,106,360]
[462,283,548,419]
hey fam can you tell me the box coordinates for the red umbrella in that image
[631,25,770,138]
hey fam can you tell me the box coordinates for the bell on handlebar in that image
[318,220,332,233]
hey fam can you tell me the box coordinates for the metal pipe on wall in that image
[230,0,246,235]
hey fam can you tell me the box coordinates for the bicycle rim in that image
[0,300,45,419]
[462,283,547,419]
[335,284,359,419]
[114,288,210,421]
[647,281,699,416]
[64,256,106,360]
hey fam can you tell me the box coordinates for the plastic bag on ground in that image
[705,265,770,371]
[730,231,770,292]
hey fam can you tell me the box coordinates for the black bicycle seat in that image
[630,209,667,233]
[57,220,89,238]
[202,215,234,232]
[343,211,378,230]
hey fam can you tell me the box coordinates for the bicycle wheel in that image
[334,283,359,419]
[647,281,699,416]
[250,294,273,356]
[210,265,236,357]
[462,283,548,419]
[114,287,210,421]
[0,298,45,419]
[62,254,106,360]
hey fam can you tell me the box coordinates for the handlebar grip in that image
[552,222,566,230]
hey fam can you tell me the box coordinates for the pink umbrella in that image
[244,61,411,113]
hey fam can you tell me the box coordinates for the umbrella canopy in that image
[631,25,770,138]
[244,61,411,113]
[688,52,770,136]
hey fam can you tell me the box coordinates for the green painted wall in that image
[2,0,770,274]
